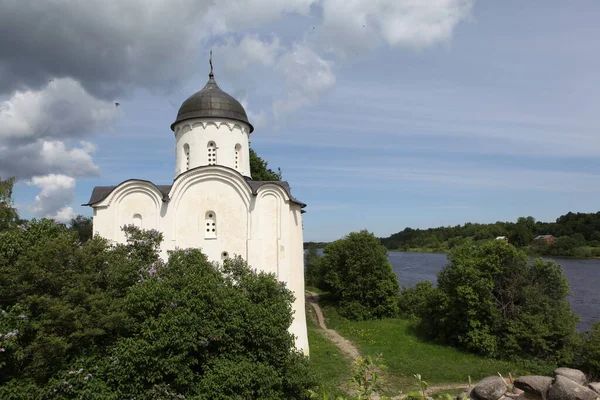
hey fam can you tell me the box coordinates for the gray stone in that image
[514,376,553,399]
[554,367,588,386]
[515,393,542,400]
[472,376,508,400]
[458,389,471,399]
[547,375,599,400]
[589,383,600,395]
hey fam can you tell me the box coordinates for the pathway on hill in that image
[305,291,471,399]
[305,291,361,360]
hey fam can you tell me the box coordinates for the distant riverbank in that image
[387,246,600,260]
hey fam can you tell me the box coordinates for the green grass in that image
[320,304,554,394]
[306,307,351,397]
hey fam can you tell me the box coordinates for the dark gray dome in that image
[171,74,254,132]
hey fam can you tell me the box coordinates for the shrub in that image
[580,322,600,378]
[321,230,400,320]
[304,245,324,289]
[398,281,438,319]
[423,240,579,363]
[0,221,315,399]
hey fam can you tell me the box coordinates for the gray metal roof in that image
[170,73,254,132]
[83,167,305,208]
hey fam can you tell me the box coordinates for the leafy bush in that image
[321,230,400,320]
[422,240,579,363]
[580,322,600,378]
[0,221,315,399]
[398,281,437,319]
[304,245,324,289]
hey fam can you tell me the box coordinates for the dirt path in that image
[305,291,472,399]
[305,291,361,360]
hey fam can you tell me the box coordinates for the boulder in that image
[554,367,588,386]
[514,376,553,399]
[458,389,471,399]
[471,376,508,400]
[547,375,599,400]
[589,383,600,395]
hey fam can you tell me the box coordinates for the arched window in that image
[207,141,217,165]
[205,211,217,239]
[183,143,190,170]
[133,213,142,228]
[234,144,241,170]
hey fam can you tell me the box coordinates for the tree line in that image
[380,212,600,257]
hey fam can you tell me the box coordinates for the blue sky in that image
[2,1,600,242]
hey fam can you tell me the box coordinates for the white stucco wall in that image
[91,166,308,354]
[173,118,251,178]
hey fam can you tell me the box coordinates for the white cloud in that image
[216,34,282,74]
[202,0,316,35]
[318,0,474,54]
[0,78,119,141]
[273,44,336,117]
[52,207,77,224]
[27,174,77,220]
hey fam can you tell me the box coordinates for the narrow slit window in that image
[234,144,241,170]
[207,142,217,165]
[183,143,190,170]
[205,211,217,239]
[133,213,142,228]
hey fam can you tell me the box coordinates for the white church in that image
[84,66,309,354]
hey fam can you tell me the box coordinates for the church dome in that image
[171,73,254,132]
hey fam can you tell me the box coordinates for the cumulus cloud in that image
[0,79,111,217]
[273,44,336,117]
[0,0,473,217]
[0,78,119,142]
[27,174,77,222]
[0,0,319,98]
[216,34,282,74]
[317,0,474,55]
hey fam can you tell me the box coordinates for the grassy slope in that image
[320,304,555,394]
[306,308,351,397]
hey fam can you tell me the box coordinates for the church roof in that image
[83,172,305,208]
[170,73,254,132]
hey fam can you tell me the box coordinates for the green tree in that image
[397,281,437,319]
[0,177,19,231]
[69,214,93,243]
[509,216,535,247]
[304,245,324,289]
[423,240,578,363]
[321,230,400,320]
[580,322,600,378]
[250,148,281,181]
[0,222,315,398]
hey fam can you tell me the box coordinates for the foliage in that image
[321,230,400,320]
[380,211,600,257]
[397,281,437,319]
[580,321,600,378]
[306,313,350,398]
[250,147,281,181]
[350,355,389,400]
[304,246,324,289]
[0,177,19,232]
[320,306,554,394]
[308,355,390,400]
[70,214,93,243]
[0,221,315,399]
[422,240,578,363]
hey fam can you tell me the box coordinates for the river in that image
[389,251,599,331]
